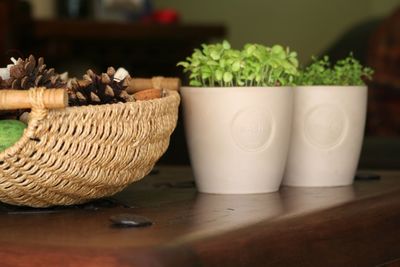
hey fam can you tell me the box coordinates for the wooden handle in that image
[0,89,68,110]
[125,77,181,93]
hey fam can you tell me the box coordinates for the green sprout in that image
[296,54,374,86]
[177,40,299,87]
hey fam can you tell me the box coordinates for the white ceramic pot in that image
[181,86,293,194]
[283,86,367,187]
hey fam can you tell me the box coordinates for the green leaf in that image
[215,69,223,81]
[244,44,256,56]
[189,72,199,79]
[222,40,231,50]
[210,50,220,60]
[201,72,211,80]
[191,59,200,67]
[232,61,241,72]
[190,80,202,86]
[223,72,233,83]
[237,79,245,86]
[177,62,189,68]
[271,45,284,54]
[206,60,218,66]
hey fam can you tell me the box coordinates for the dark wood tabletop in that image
[0,166,399,267]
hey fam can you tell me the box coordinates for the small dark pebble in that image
[110,213,153,228]
[355,172,381,181]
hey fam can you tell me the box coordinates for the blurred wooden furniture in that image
[0,166,399,266]
[31,19,226,77]
[367,6,400,136]
[0,0,32,65]
[359,137,400,170]
[0,2,226,77]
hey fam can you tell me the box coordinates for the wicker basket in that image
[0,87,180,207]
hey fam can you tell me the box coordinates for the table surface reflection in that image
[0,166,399,267]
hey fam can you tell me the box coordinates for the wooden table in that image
[0,166,399,267]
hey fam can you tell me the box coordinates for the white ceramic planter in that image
[283,86,367,187]
[181,86,293,194]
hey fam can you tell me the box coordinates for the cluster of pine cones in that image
[67,67,134,106]
[0,55,134,109]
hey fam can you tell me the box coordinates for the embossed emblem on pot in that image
[231,107,274,152]
[303,105,348,149]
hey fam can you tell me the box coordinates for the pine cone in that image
[68,67,134,106]
[0,55,66,89]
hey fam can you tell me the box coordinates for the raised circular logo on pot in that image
[231,107,274,152]
[303,105,348,149]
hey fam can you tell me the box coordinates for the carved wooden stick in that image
[0,89,68,110]
[125,77,181,93]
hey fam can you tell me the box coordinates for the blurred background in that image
[1,0,399,167]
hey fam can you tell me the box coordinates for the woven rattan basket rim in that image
[0,90,180,159]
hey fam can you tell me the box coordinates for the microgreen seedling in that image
[177,40,299,87]
[296,54,373,86]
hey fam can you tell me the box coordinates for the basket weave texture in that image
[0,88,180,207]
